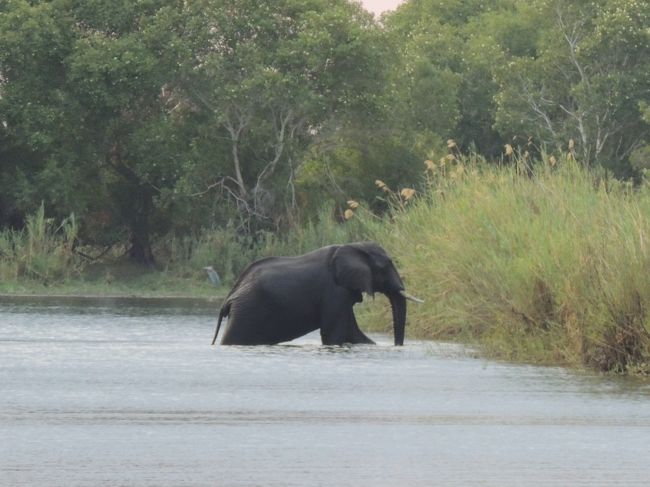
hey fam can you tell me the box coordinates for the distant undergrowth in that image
[158,206,365,282]
[360,154,650,375]
[0,204,83,283]
[0,205,363,290]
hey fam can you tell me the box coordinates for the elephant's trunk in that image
[389,292,407,346]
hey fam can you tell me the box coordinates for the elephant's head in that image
[330,242,422,346]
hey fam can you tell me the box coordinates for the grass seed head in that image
[400,188,416,200]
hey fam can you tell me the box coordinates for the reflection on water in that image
[1,296,649,486]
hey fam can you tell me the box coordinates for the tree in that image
[493,0,650,171]
[180,0,383,232]
[0,0,194,264]
[1,0,387,257]
[380,0,511,155]
[0,0,95,226]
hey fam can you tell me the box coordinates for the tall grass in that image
[0,204,83,283]
[0,204,362,291]
[365,155,650,374]
[159,206,365,283]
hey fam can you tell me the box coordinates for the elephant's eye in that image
[375,257,390,269]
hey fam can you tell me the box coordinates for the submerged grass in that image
[364,155,650,374]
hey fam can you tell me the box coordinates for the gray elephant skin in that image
[211,242,422,346]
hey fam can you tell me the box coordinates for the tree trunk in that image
[108,144,156,267]
[128,223,155,267]
[127,187,155,267]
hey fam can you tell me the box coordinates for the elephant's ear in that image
[331,245,373,296]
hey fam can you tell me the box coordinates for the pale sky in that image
[360,0,405,15]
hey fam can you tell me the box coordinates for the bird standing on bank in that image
[203,266,222,287]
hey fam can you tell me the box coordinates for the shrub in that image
[0,204,83,283]
[160,205,365,284]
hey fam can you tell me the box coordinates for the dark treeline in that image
[1,0,648,265]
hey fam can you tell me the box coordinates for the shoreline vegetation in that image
[2,155,649,376]
[2,0,648,378]
[365,154,650,376]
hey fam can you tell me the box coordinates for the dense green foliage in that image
[2,0,647,264]
[0,0,381,263]
[0,203,81,282]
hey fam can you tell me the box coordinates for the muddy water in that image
[1,296,649,486]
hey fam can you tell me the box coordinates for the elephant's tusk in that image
[399,290,424,303]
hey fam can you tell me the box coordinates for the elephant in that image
[211,242,423,346]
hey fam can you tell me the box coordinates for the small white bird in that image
[203,266,222,287]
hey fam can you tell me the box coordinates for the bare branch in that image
[255,109,293,189]
[189,180,223,198]
[286,156,297,211]
[222,106,252,198]
[556,6,589,86]
[520,79,557,138]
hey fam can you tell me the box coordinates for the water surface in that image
[1,296,649,486]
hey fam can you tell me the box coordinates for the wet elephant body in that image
[212,242,422,346]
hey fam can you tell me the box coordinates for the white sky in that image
[360,0,405,15]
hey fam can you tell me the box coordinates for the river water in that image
[1,296,649,486]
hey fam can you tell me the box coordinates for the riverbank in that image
[3,157,649,376]
[0,294,222,317]
[0,276,221,300]
[365,157,650,375]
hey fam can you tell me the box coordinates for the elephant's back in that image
[253,261,328,307]
[234,257,325,314]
